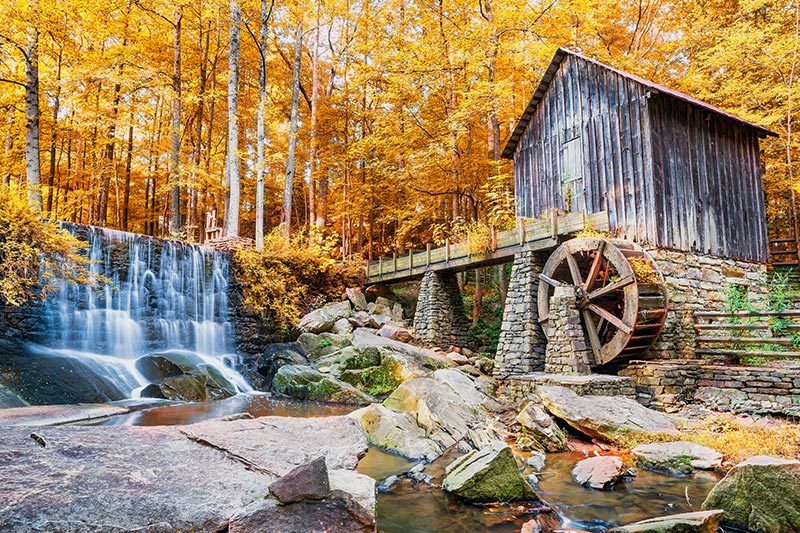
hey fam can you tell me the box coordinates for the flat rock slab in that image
[0,415,370,532]
[538,386,677,442]
[633,441,722,475]
[0,403,132,427]
[609,510,724,533]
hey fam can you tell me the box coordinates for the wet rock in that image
[521,518,542,533]
[332,318,354,336]
[346,287,368,311]
[538,386,677,443]
[442,441,537,502]
[269,457,330,504]
[0,415,369,531]
[516,399,568,452]
[139,363,237,402]
[378,324,414,343]
[0,383,27,408]
[632,441,722,476]
[0,403,131,427]
[272,365,374,404]
[135,350,206,381]
[572,456,628,490]
[298,332,352,361]
[238,342,308,391]
[609,510,724,533]
[377,475,400,492]
[526,474,539,487]
[525,451,546,472]
[701,456,800,533]
[227,490,375,533]
[298,301,352,334]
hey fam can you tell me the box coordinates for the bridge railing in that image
[693,309,800,360]
[365,210,609,283]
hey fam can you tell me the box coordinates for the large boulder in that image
[572,456,628,490]
[298,301,352,334]
[0,415,370,531]
[351,328,451,370]
[272,365,374,405]
[609,510,724,533]
[237,342,308,391]
[297,333,352,361]
[315,347,382,376]
[442,441,537,502]
[632,441,722,476]
[702,456,800,533]
[346,287,368,311]
[349,369,501,461]
[516,398,568,452]
[538,386,677,442]
[137,351,238,402]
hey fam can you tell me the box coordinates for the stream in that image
[84,393,719,532]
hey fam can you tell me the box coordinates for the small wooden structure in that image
[503,47,777,263]
[694,309,800,360]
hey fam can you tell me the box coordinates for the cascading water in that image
[34,225,251,399]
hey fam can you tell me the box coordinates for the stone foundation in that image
[494,251,547,377]
[646,249,768,359]
[543,286,592,374]
[503,373,635,405]
[413,270,472,349]
[620,360,800,416]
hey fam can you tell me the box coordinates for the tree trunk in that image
[24,20,41,211]
[46,47,62,215]
[169,10,183,235]
[308,3,321,231]
[224,0,241,237]
[282,21,303,238]
[122,120,133,231]
[255,0,273,250]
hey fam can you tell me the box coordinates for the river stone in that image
[228,490,374,532]
[516,398,568,452]
[701,456,800,533]
[632,441,722,476]
[332,318,354,335]
[135,350,206,381]
[298,301,352,334]
[572,456,628,490]
[269,457,330,504]
[538,386,678,442]
[237,342,308,391]
[378,324,414,343]
[346,287,368,310]
[609,510,724,533]
[272,365,374,404]
[0,415,369,531]
[442,441,537,502]
[298,332,352,361]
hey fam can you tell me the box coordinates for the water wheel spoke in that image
[582,309,602,363]
[588,303,632,334]
[565,249,583,287]
[583,241,606,292]
[538,273,563,288]
[587,274,635,301]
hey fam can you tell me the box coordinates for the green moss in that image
[340,347,381,371]
[359,358,405,397]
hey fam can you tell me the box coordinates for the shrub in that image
[232,227,362,331]
[0,186,90,306]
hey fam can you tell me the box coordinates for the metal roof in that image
[501,47,778,159]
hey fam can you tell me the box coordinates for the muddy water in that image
[89,395,719,532]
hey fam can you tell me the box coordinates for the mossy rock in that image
[702,456,800,533]
[297,333,352,361]
[358,357,407,397]
[442,441,537,502]
[272,364,373,405]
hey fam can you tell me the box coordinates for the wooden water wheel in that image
[537,237,668,366]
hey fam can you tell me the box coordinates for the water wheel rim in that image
[537,237,639,365]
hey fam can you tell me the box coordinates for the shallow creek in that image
[87,394,719,532]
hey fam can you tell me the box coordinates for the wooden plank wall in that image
[648,97,768,262]
[513,55,657,244]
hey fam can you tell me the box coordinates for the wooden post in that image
[491,225,497,250]
[550,208,558,239]
[378,256,383,278]
[445,239,450,263]
[426,243,431,266]
[408,248,413,273]
[393,252,398,273]
[793,189,800,267]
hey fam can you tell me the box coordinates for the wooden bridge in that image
[364,210,610,284]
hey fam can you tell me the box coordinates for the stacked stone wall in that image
[413,270,472,349]
[493,251,547,377]
[646,248,768,359]
[503,373,635,404]
[620,360,800,416]
[543,286,592,374]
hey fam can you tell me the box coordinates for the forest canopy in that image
[0,0,798,257]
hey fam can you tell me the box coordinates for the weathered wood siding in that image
[512,53,769,262]
[513,54,657,244]
[648,97,768,262]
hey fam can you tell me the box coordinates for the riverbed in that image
[83,393,719,532]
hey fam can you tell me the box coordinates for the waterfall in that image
[38,225,251,399]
